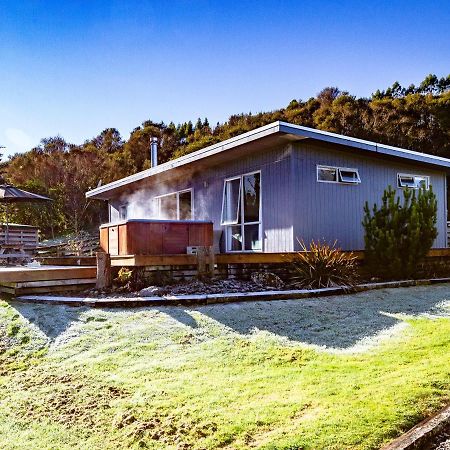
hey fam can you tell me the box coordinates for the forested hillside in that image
[2,74,450,237]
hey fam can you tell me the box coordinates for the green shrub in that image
[116,267,133,285]
[290,240,359,289]
[362,186,437,279]
[115,267,146,291]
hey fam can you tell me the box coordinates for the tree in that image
[362,186,437,279]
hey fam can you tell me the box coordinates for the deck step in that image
[0,265,96,295]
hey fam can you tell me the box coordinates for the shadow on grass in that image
[165,284,450,349]
[4,284,450,350]
[7,301,86,342]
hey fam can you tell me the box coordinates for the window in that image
[155,189,193,220]
[119,205,127,220]
[221,171,262,252]
[397,173,429,189]
[221,178,241,224]
[317,166,338,182]
[317,165,361,185]
[339,168,361,184]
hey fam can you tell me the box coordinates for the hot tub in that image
[99,219,213,256]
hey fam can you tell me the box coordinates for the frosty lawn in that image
[1,284,450,449]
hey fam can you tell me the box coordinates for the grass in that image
[0,289,449,449]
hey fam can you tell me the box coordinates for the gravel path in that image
[433,426,450,450]
[436,439,450,450]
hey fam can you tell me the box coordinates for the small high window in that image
[317,166,338,182]
[339,168,361,184]
[397,174,429,189]
[317,165,361,184]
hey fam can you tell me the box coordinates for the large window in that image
[155,189,193,220]
[221,171,261,252]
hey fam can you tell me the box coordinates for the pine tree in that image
[363,186,437,279]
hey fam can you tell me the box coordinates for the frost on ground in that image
[4,283,450,354]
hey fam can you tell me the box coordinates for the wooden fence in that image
[0,224,39,249]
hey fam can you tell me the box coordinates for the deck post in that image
[96,251,112,289]
[196,247,207,278]
[208,247,215,278]
[196,246,215,279]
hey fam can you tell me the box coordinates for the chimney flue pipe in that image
[150,137,158,167]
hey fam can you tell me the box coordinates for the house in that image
[86,121,450,253]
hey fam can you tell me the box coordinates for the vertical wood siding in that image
[109,145,295,252]
[293,141,447,250]
[108,140,447,253]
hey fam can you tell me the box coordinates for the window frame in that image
[154,188,194,220]
[317,165,339,184]
[317,164,361,185]
[338,167,361,184]
[220,176,242,225]
[221,170,262,253]
[397,173,430,190]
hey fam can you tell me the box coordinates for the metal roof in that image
[0,184,52,203]
[87,121,450,199]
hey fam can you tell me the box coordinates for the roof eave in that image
[86,121,282,199]
[86,120,450,200]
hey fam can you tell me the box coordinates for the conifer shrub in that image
[290,240,359,289]
[362,186,437,279]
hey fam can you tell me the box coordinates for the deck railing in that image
[0,224,39,249]
[36,235,100,257]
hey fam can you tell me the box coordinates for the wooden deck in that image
[109,248,450,267]
[0,265,96,296]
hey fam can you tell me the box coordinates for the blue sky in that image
[0,0,449,159]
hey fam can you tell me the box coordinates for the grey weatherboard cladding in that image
[292,141,447,250]
[109,140,447,252]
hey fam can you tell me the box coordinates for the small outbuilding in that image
[86,121,450,254]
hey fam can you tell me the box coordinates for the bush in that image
[362,186,437,279]
[115,267,146,291]
[290,240,359,289]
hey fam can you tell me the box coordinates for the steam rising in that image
[118,185,210,221]
[122,189,159,219]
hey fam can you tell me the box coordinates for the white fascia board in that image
[86,121,280,198]
[278,121,450,169]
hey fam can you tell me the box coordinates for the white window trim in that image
[397,173,430,190]
[317,165,361,184]
[338,167,361,184]
[220,176,242,225]
[317,165,339,184]
[154,188,194,220]
[221,170,262,253]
